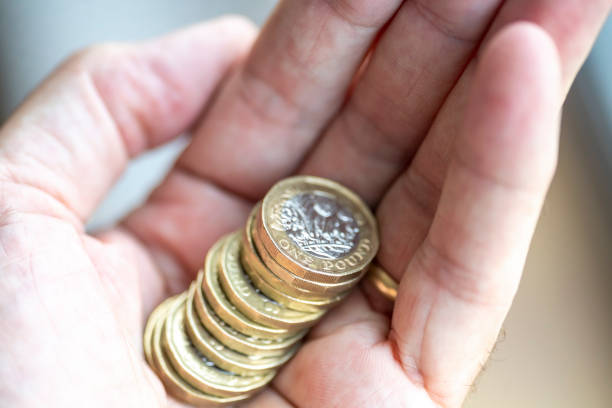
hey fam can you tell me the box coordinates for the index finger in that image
[177,0,405,199]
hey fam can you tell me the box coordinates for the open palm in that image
[1,1,610,407]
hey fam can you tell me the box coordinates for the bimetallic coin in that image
[202,237,294,339]
[162,294,275,397]
[243,259,346,313]
[149,297,249,407]
[193,270,305,357]
[242,206,340,301]
[258,176,379,283]
[242,214,346,312]
[218,232,324,330]
[251,207,361,295]
[184,283,297,376]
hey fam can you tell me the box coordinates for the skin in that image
[0,1,610,407]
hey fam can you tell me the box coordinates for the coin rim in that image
[365,264,398,302]
[149,297,250,406]
[184,282,295,375]
[202,236,294,339]
[259,175,379,283]
[144,296,176,371]
[253,212,364,294]
[242,248,343,313]
[242,219,346,312]
[242,206,345,302]
[218,232,324,330]
[193,269,305,357]
[163,294,275,396]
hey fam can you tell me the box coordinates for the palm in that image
[1,1,609,408]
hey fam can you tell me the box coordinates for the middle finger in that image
[179,0,404,199]
[300,0,504,204]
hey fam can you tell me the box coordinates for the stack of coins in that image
[144,176,379,406]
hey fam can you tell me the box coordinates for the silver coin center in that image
[279,192,359,260]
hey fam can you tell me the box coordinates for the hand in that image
[0,2,609,407]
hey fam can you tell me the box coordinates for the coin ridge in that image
[184,282,296,375]
[242,247,343,313]
[144,296,175,371]
[202,236,293,339]
[242,218,346,312]
[242,206,343,302]
[258,175,379,283]
[193,270,305,357]
[218,232,324,330]
[162,294,275,397]
[253,212,363,294]
[149,297,250,407]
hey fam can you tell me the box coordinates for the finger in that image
[307,289,389,342]
[273,292,419,407]
[0,16,256,224]
[239,388,294,408]
[122,170,253,312]
[93,226,166,324]
[0,213,163,407]
[300,0,503,204]
[177,0,404,199]
[81,232,144,347]
[377,0,612,281]
[487,0,612,94]
[389,23,561,407]
[121,0,406,303]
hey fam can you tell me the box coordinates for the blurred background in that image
[1,1,610,407]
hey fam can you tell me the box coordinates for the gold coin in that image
[242,206,343,301]
[365,263,398,302]
[162,294,275,397]
[149,296,248,407]
[193,270,305,357]
[184,282,297,376]
[242,215,346,312]
[251,207,363,300]
[218,232,324,330]
[258,175,379,283]
[144,295,176,371]
[243,261,345,313]
[202,236,295,339]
